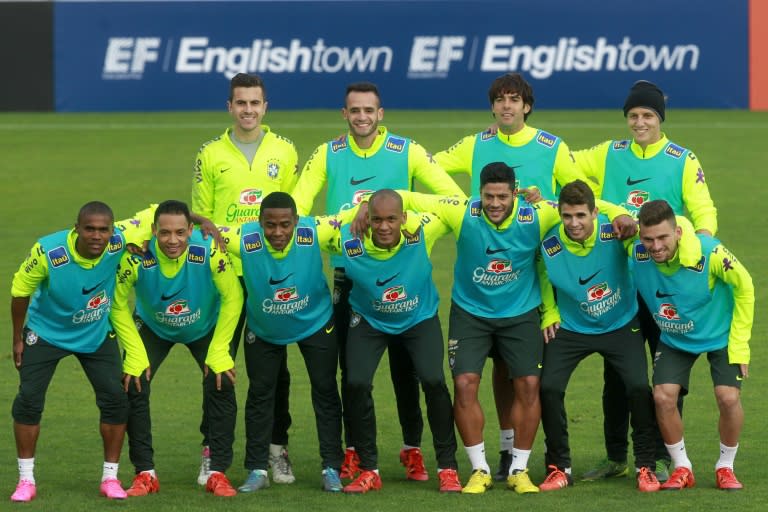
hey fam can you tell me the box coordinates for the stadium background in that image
[1,1,766,510]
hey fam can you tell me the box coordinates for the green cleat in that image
[581,459,628,481]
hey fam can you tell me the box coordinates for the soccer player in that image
[395,164,635,495]
[433,73,588,478]
[326,189,462,494]
[9,202,151,502]
[536,180,659,493]
[110,200,243,497]
[632,200,752,491]
[219,192,346,493]
[574,80,718,482]
[291,81,464,481]
[192,72,298,485]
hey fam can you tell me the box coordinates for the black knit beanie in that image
[623,80,665,122]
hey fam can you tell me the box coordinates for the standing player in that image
[395,164,634,495]
[192,72,298,485]
[110,200,243,497]
[9,202,150,502]
[536,180,659,493]
[291,81,464,481]
[220,192,346,493]
[433,73,588,478]
[322,189,462,494]
[575,81,718,482]
[632,200,752,491]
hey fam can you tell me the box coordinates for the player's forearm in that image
[293,147,328,216]
[11,296,30,340]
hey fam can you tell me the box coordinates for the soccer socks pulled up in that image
[18,458,35,484]
[464,442,491,473]
[500,429,515,454]
[665,439,692,470]
[715,443,739,470]
[510,448,532,474]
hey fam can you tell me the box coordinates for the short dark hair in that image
[77,201,113,225]
[345,82,381,105]
[558,180,595,212]
[154,200,191,225]
[638,199,676,228]
[488,73,534,120]
[479,162,516,192]
[229,73,266,102]
[369,189,403,211]
[260,192,297,217]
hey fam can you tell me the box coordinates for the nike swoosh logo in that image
[626,176,651,186]
[82,280,106,294]
[485,246,510,255]
[220,167,230,174]
[375,273,400,287]
[161,288,184,301]
[656,290,675,298]
[578,270,600,285]
[736,375,743,381]
[325,325,335,334]
[350,176,375,186]
[269,273,294,285]
[631,328,641,333]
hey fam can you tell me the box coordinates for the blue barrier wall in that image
[54,0,748,111]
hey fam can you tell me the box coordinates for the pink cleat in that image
[99,477,128,499]
[10,480,37,502]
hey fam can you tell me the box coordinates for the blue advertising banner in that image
[54,0,749,111]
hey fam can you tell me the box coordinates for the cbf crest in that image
[267,161,280,179]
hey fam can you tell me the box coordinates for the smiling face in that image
[343,91,383,147]
[228,86,268,141]
[260,207,298,251]
[626,106,662,149]
[481,181,516,226]
[640,219,681,263]
[74,213,114,259]
[560,203,597,242]
[492,91,530,135]
[153,213,193,259]
[369,194,405,249]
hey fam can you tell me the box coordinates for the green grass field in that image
[1,109,766,511]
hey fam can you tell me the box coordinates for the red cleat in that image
[539,465,572,492]
[636,467,661,492]
[343,470,382,494]
[206,472,237,497]
[400,448,428,481]
[660,467,695,490]
[126,472,160,497]
[341,448,360,480]
[438,468,462,492]
[715,467,743,491]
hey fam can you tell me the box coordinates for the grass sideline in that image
[1,109,766,511]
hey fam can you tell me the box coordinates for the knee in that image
[12,394,44,425]
[453,374,479,403]
[652,386,679,411]
[514,376,540,401]
[97,391,129,424]
[715,387,741,412]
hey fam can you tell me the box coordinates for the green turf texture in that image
[1,109,766,511]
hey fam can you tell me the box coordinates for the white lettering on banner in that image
[480,36,699,79]
[408,36,465,77]
[103,37,161,79]
[176,37,392,77]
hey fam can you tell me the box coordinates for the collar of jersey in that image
[558,220,598,255]
[347,126,388,157]
[68,229,108,268]
[630,133,669,159]
[495,124,537,147]
[264,231,295,259]
[224,124,272,147]
[362,231,405,258]
[151,239,190,277]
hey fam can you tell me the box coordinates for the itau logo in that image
[165,299,191,316]
[274,287,299,302]
[587,283,612,302]
[382,285,406,303]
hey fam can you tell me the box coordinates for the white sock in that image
[18,458,35,484]
[464,442,490,473]
[500,429,515,453]
[715,442,738,470]
[140,469,157,477]
[402,444,419,451]
[665,439,692,470]
[510,448,531,474]
[346,446,356,452]
[102,462,119,481]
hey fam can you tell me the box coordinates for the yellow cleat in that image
[461,469,493,494]
[507,469,540,494]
